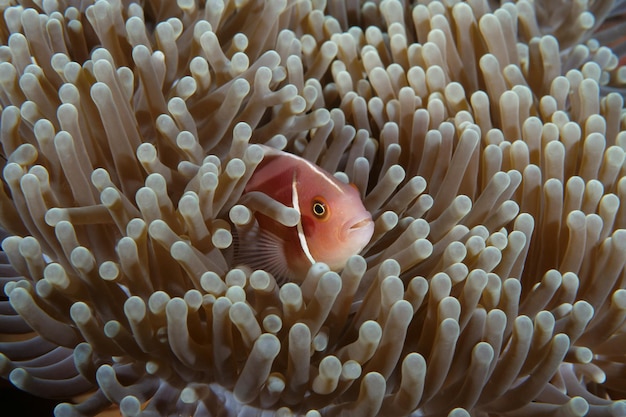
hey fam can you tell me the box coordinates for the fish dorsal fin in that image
[292,171,316,266]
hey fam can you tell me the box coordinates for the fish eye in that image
[312,198,329,220]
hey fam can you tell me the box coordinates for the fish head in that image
[297,179,374,270]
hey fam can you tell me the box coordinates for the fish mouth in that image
[349,217,373,230]
[343,215,375,245]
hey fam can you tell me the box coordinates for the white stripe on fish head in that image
[292,170,316,266]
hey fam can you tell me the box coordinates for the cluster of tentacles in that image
[1,1,626,416]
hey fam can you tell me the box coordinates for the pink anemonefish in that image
[236,146,374,283]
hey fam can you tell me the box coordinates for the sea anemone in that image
[1,0,626,416]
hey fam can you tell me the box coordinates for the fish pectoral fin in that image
[235,226,292,284]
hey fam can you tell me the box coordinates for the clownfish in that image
[236,146,374,282]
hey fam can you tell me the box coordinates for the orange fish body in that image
[238,146,374,282]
